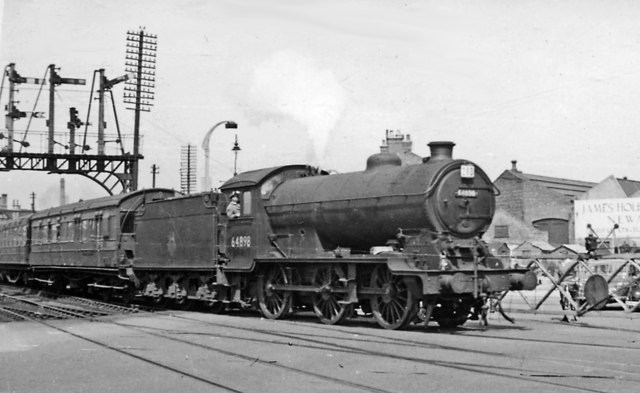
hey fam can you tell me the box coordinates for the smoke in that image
[248,50,347,162]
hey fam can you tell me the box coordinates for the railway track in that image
[135,312,637,393]
[0,284,143,322]
[2,281,638,392]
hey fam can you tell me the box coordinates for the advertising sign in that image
[574,198,640,247]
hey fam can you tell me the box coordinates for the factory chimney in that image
[60,178,67,206]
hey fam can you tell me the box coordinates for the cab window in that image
[242,191,252,216]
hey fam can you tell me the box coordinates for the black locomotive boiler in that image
[0,141,536,329]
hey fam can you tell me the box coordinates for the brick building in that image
[0,194,32,221]
[484,160,596,246]
[379,130,422,165]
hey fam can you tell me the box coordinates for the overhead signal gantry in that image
[0,28,157,195]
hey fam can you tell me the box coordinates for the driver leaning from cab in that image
[226,192,241,219]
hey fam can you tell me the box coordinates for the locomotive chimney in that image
[427,141,455,161]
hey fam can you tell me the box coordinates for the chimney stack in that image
[60,178,66,206]
[511,160,519,172]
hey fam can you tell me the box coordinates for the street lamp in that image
[202,120,237,191]
[231,134,241,176]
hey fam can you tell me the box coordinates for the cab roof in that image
[220,165,313,191]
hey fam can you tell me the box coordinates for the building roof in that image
[617,178,640,197]
[553,244,588,254]
[518,172,595,198]
[499,161,596,199]
[514,240,555,252]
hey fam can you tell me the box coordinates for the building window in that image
[495,225,509,238]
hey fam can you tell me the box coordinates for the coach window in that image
[242,191,252,216]
[104,215,112,240]
[60,221,66,241]
[94,213,102,240]
[74,217,81,241]
[39,222,45,244]
[82,220,90,242]
[33,222,39,245]
[65,221,72,242]
[121,212,135,233]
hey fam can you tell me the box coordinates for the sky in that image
[2,0,640,209]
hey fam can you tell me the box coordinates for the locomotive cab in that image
[219,165,328,271]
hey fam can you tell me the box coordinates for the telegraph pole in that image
[150,164,159,188]
[124,28,157,191]
[180,145,196,194]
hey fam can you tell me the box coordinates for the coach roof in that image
[31,188,176,219]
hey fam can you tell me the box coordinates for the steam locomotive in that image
[0,141,536,329]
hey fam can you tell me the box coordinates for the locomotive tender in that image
[0,141,536,329]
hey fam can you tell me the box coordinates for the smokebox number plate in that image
[456,189,478,198]
[460,164,475,178]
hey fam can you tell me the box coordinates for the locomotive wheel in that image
[120,285,136,305]
[101,289,113,302]
[149,286,168,307]
[176,298,194,310]
[258,264,291,319]
[170,281,193,310]
[311,265,351,325]
[5,272,21,285]
[49,275,66,294]
[435,302,471,328]
[369,265,415,330]
[206,301,226,314]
